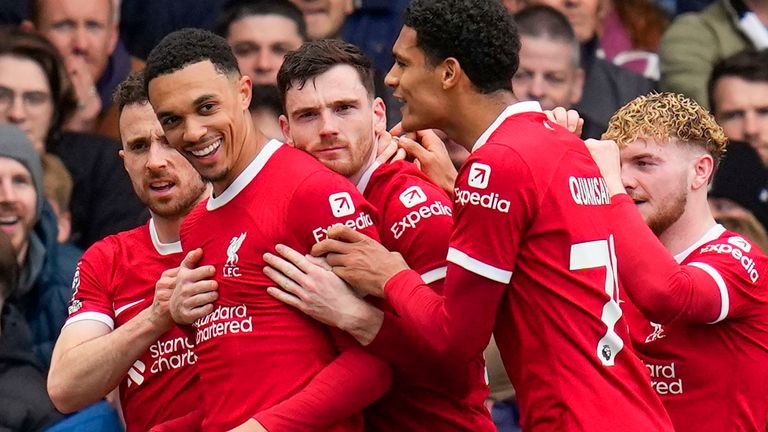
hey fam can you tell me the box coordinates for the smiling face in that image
[0,55,54,153]
[619,137,703,236]
[148,60,253,195]
[119,102,207,218]
[227,14,304,85]
[281,64,384,180]
[385,26,446,132]
[0,157,37,259]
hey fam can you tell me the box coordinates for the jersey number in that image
[570,236,624,366]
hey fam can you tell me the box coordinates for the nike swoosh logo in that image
[115,299,146,317]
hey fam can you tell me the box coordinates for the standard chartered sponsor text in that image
[194,304,253,344]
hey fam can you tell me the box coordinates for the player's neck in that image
[444,91,517,152]
[348,146,378,187]
[151,213,183,244]
[212,117,268,196]
[657,196,717,256]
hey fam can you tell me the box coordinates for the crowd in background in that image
[0,0,767,430]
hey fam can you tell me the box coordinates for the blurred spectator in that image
[708,48,768,163]
[289,0,352,40]
[526,0,656,137]
[214,0,306,86]
[0,229,64,432]
[0,123,76,368]
[600,0,668,79]
[513,6,601,137]
[24,0,144,140]
[250,84,284,141]
[659,0,768,109]
[710,140,768,230]
[41,153,72,243]
[0,28,147,249]
[120,0,227,60]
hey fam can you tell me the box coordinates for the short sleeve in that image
[64,238,119,329]
[448,144,537,284]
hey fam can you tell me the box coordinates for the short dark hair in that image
[403,0,519,94]
[114,70,148,113]
[515,6,580,68]
[708,48,768,112]
[277,39,375,109]
[250,84,283,116]
[0,230,18,301]
[0,26,78,138]
[144,28,241,92]
[214,0,307,41]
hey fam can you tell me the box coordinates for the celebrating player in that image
[584,92,768,431]
[306,0,673,429]
[264,38,494,431]
[144,29,390,431]
[48,71,206,431]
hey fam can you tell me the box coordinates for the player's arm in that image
[252,336,392,431]
[584,139,722,323]
[48,262,178,413]
[313,147,529,361]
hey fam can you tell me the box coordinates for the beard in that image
[145,175,208,218]
[644,189,688,236]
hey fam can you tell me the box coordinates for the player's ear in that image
[691,153,714,190]
[441,57,462,90]
[238,74,252,110]
[372,97,386,133]
[279,114,294,146]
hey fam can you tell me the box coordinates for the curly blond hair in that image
[603,92,728,165]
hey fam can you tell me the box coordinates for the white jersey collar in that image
[355,161,381,195]
[674,224,726,263]
[207,139,283,210]
[149,218,183,256]
[472,101,543,152]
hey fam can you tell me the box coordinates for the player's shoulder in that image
[180,197,210,233]
[688,228,768,284]
[83,223,149,263]
[368,160,449,203]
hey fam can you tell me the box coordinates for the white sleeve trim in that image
[63,312,115,330]
[688,262,729,324]
[420,266,447,284]
[447,247,512,284]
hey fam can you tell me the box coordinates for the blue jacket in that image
[11,202,82,368]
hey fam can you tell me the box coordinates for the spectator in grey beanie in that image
[0,123,80,367]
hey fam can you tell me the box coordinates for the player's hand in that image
[150,266,179,331]
[391,123,457,197]
[170,249,218,325]
[227,418,267,432]
[374,130,406,164]
[583,138,626,196]
[311,226,409,298]
[264,244,384,344]
[544,106,584,137]
[62,55,101,133]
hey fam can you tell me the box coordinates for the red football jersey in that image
[180,140,382,431]
[357,160,494,432]
[384,102,673,430]
[622,223,768,431]
[65,221,201,432]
